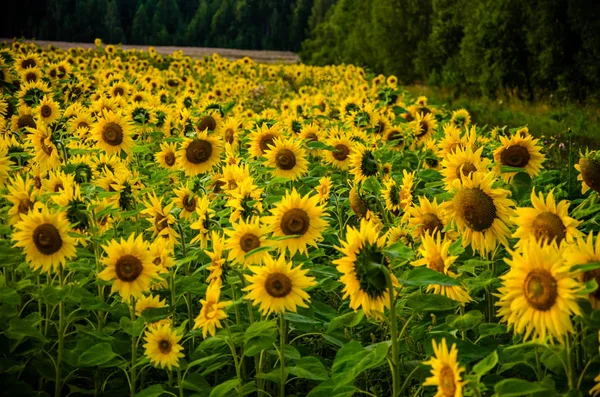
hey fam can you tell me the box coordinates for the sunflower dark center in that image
[421,213,445,237]
[240,233,260,252]
[259,134,276,153]
[41,105,52,118]
[430,255,446,273]
[360,150,378,177]
[185,139,213,164]
[18,114,36,130]
[305,133,318,142]
[113,87,124,96]
[265,273,292,298]
[225,128,235,144]
[25,72,37,82]
[164,151,176,166]
[18,198,33,214]
[333,144,350,161]
[197,116,216,132]
[456,162,477,179]
[389,184,400,205]
[33,223,63,255]
[155,214,168,232]
[22,59,36,69]
[532,211,566,244]
[275,149,296,170]
[280,208,310,236]
[579,158,600,193]
[115,254,143,282]
[183,195,196,212]
[500,145,530,168]
[454,188,497,232]
[77,121,89,129]
[53,183,64,192]
[524,269,558,311]
[439,365,457,397]
[416,121,429,137]
[41,138,54,155]
[387,130,403,147]
[355,243,387,299]
[102,122,124,146]
[158,339,172,354]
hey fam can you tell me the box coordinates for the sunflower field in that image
[1,40,600,397]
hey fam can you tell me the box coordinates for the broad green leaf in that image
[384,241,415,262]
[134,384,165,397]
[405,294,458,312]
[331,341,388,386]
[398,267,461,287]
[473,350,498,377]
[494,379,550,396]
[5,318,47,343]
[289,356,329,381]
[327,311,364,333]
[141,307,172,323]
[306,379,355,397]
[446,310,484,331]
[571,261,600,273]
[209,379,239,397]
[0,286,20,305]
[244,320,277,342]
[78,343,117,367]
[478,323,507,338]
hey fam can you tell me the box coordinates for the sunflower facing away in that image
[496,240,582,342]
[177,130,223,176]
[575,153,600,195]
[225,217,273,268]
[512,189,581,247]
[423,338,466,397]
[443,171,515,256]
[143,323,184,370]
[97,234,160,300]
[333,218,398,318]
[194,282,232,338]
[263,137,308,180]
[349,143,379,184]
[565,232,600,309]
[243,254,316,315]
[493,132,545,182]
[263,188,328,256]
[413,233,471,304]
[13,204,77,274]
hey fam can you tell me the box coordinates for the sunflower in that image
[496,240,582,342]
[575,154,600,195]
[441,146,490,188]
[442,171,515,256]
[349,186,369,219]
[136,295,170,327]
[436,124,477,161]
[412,112,437,146]
[91,109,134,156]
[382,179,402,213]
[190,195,214,249]
[155,143,177,172]
[140,192,178,245]
[349,143,379,184]
[512,189,581,247]
[97,234,159,300]
[383,127,408,151]
[177,131,222,176]
[493,133,545,182]
[27,124,62,172]
[206,231,227,286]
[324,134,354,170]
[143,323,184,370]
[225,218,273,268]
[565,232,600,309]
[264,189,328,256]
[243,255,316,315]
[173,184,198,219]
[315,176,332,203]
[398,169,416,216]
[12,205,77,274]
[225,177,264,223]
[221,117,241,149]
[450,109,471,129]
[35,95,61,125]
[423,338,466,397]
[195,109,223,135]
[219,163,251,192]
[299,123,322,157]
[4,174,38,225]
[413,233,471,304]
[249,123,283,158]
[406,196,452,242]
[334,218,398,318]
[0,147,12,187]
[11,105,37,132]
[194,282,232,338]
[263,137,308,181]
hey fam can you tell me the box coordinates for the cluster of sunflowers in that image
[1,40,600,397]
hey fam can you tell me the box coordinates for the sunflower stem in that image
[130,296,138,397]
[225,321,243,397]
[459,306,466,341]
[386,269,399,397]
[566,334,575,390]
[279,312,287,397]
[54,265,65,397]
[177,367,184,397]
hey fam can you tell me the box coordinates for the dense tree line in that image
[300,0,600,101]
[0,0,333,51]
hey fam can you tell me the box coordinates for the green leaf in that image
[41,285,72,305]
[384,241,415,262]
[331,341,388,387]
[306,141,335,150]
[134,384,165,397]
[5,318,47,343]
[209,379,239,397]
[501,166,528,174]
[327,311,364,333]
[77,343,117,367]
[571,261,600,273]
[405,294,458,312]
[120,316,145,336]
[580,278,598,295]
[0,286,20,305]
[289,356,329,381]
[141,307,172,323]
[494,379,550,396]
[473,350,498,377]
[244,320,277,356]
[446,310,484,331]
[306,380,355,397]
[478,323,507,338]
[398,267,461,286]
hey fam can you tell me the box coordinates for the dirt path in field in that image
[0,39,300,64]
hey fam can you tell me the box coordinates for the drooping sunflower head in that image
[333,218,397,318]
[493,133,545,182]
[349,185,369,219]
[575,152,600,195]
[264,189,328,256]
[143,323,184,370]
[450,109,471,129]
[263,137,309,181]
[423,338,466,397]
[194,282,232,338]
[443,171,515,256]
[244,255,316,315]
[512,189,581,247]
[349,143,379,184]
[496,240,582,342]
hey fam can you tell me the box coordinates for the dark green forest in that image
[2,0,600,101]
